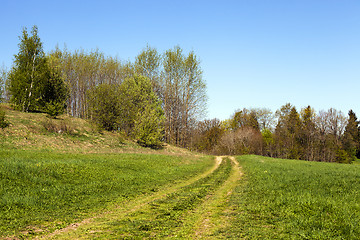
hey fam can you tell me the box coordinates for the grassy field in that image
[224,155,360,239]
[0,149,213,238]
[2,106,360,239]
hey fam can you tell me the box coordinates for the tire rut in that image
[38,156,224,239]
[177,156,242,239]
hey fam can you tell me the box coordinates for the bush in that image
[336,149,351,163]
[42,118,76,135]
[0,108,9,128]
[45,100,66,118]
[87,84,121,131]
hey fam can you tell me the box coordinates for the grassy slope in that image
[0,104,188,155]
[0,106,213,238]
[225,155,360,239]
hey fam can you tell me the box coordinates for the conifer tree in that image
[342,110,360,161]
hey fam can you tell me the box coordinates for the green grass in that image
[224,155,360,239]
[0,149,213,238]
[74,157,233,239]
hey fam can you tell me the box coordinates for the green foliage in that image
[0,107,9,128]
[133,106,164,148]
[121,75,164,148]
[87,76,164,147]
[87,83,121,131]
[0,149,212,238]
[342,110,360,161]
[43,55,68,117]
[44,100,65,118]
[232,108,260,130]
[225,155,360,239]
[8,26,67,115]
[9,26,47,112]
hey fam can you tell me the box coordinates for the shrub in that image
[0,108,9,128]
[45,100,66,118]
[42,118,76,135]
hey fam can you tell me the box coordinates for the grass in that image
[2,105,360,239]
[56,157,233,239]
[0,149,213,238]
[0,104,194,155]
[224,155,360,239]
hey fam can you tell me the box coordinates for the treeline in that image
[193,104,360,163]
[2,26,359,162]
[48,44,206,146]
[1,26,207,148]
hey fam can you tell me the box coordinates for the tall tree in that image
[274,104,302,159]
[135,45,162,97]
[0,66,7,102]
[50,47,134,118]
[9,26,48,112]
[300,106,317,161]
[9,26,67,116]
[162,46,207,147]
[342,110,360,161]
[232,108,260,130]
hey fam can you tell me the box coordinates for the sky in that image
[1,0,359,120]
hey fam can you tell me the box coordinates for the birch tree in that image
[9,26,47,112]
[9,26,67,116]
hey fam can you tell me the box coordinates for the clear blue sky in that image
[1,0,359,120]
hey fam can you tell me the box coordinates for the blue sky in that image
[1,0,359,120]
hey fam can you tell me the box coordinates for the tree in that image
[44,55,69,117]
[49,47,134,118]
[9,26,67,115]
[262,128,274,157]
[135,45,162,97]
[9,26,48,112]
[232,108,260,130]
[342,110,359,162]
[274,104,302,159]
[252,108,275,131]
[120,75,164,148]
[162,46,207,147]
[87,83,122,131]
[300,106,317,161]
[133,103,164,148]
[193,118,224,153]
[88,76,164,147]
[0,66,7,102]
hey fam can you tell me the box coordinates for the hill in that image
[0,104,190,155]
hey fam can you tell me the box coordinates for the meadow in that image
[1,107,360,239]
[0,149,213,238]
[224,155,360,239]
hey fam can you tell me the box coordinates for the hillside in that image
[0,104,190,155]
